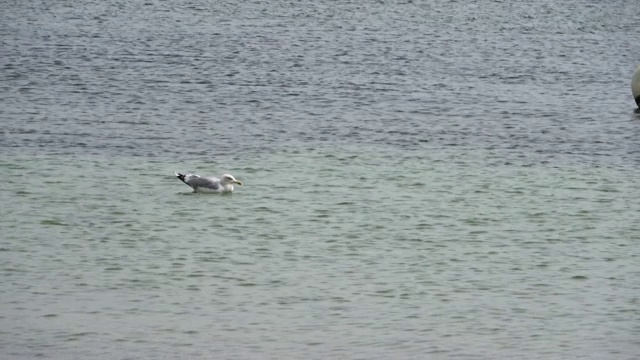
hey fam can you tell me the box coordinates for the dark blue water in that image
[3,0,639,163]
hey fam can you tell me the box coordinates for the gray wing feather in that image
[186,175,221,190]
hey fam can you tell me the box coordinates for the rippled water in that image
[2,0,640,358]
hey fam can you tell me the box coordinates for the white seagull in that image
[175,172,242,193]
[632,65,640,108]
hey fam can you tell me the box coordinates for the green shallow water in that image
[1,147,638,358]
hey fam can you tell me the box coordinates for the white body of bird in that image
[632,65,640,108]
[175,172,242,193]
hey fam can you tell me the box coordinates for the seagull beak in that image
[235,180,242,185]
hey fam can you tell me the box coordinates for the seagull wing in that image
[185,175,222,191]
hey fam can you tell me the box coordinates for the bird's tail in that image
[175,172,187,184]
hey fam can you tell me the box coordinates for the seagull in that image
[174,172,242,193]
[632,64,640,108]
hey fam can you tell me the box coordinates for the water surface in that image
[1,0,640,358]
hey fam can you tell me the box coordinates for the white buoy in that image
[632,65,640,108]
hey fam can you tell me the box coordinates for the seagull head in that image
[221,174,242,186]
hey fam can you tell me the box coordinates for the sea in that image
[1,0,639,358]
